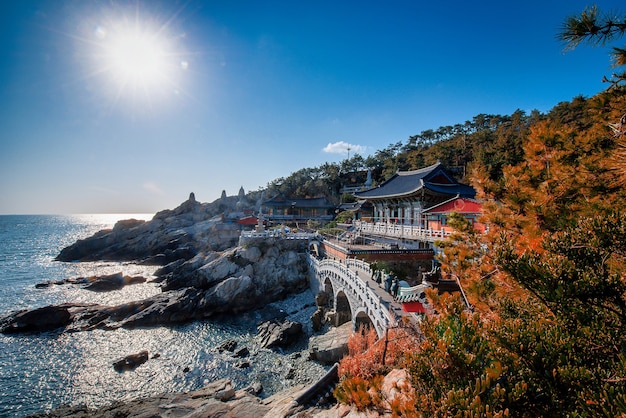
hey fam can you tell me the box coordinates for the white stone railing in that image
[355,220,452,242]
[240,230,318,240]
[308,255,395,337]
[346,257,372,276]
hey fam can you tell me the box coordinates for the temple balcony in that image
[355,220,453,243]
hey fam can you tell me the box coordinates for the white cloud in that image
[322,141,367,155]
[143,181,164,195]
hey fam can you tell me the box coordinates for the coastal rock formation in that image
[256,319,304,349]
[54,195,241,264]
[35,273,146,291]
[24,376,364,418]
[2,239,310,333]
[308,322,352,365]
[0,305,72,334]
[25,379,273,418]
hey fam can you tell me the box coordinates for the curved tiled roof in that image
[263,196,334,208]
[354,162,475,199]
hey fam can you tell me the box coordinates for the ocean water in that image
[0,215,325,417]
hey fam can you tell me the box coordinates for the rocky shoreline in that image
[1,194,353,417]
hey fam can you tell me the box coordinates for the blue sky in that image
[0,0,622,214]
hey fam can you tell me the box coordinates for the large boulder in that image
[113,350,149,372]
[380,369,415,410]
[308,322,352,365]
[0,305,72,334]
[257,319,304,349]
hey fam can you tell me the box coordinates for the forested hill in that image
[327,86,626,417]
[258,91,624,208]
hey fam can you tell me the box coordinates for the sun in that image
[103,26,168,86]
[87,9,188,104]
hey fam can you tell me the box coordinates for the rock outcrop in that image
[2,239,310,333]
[54,196,241,264]
[25,379,274,418]
[35,273,146,291]
[308,322,352,365]
[112,350,149,372]
[0,305,72,334]
[256,319,304,349]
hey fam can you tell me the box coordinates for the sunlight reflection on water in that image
[0,215,327,417]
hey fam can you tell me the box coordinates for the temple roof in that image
[337,200,372,212]
[354,162,475,200]
[263,196,335,208]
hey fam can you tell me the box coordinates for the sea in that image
[0,214,326,417]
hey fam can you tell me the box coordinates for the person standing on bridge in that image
[385,271,393,293]
[391,277,399,299]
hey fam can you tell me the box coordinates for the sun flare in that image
[87,10,188,105]
[104,27,168,85]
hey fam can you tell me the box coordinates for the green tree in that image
[560,5,626,88]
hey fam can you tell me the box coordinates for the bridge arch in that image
[354,308,374,331]
[308,255,396,338]
[323,277,334,305]
[335,291,352,327]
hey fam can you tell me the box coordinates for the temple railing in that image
[355,220,452,242]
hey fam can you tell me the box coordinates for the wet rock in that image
[217,339,238,353]
[257,319,303,349]
[0,305,72,334]
[233,346,250,358]
[235,360,251,369]
[113,350,149,372]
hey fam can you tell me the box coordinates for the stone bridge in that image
[307,254,410,338]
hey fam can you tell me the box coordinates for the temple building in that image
[353,162,483,242]
[261,196,335,223]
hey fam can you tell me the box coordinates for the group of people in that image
[373,268,400,299]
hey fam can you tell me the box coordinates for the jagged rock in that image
[0,305,72,334]
[233,346,250,358]
[217,339,238,352]
[257,319,303,349]
[315,291,329,307]
[380,369,414,410]
[86,273,147,291]
[308,322,352,365]
[235,360,251,369]
[34,273,146,291]
[113,350,149,372]
[311,307,325,332]
[55,198,241,264]
[26,379,275,418]
[244,381,263,396]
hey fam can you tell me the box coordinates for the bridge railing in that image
[345,257,372,276]
[308,255,395,336]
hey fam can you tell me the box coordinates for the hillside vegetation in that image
[327,77,626,418]
[258,7,626,416]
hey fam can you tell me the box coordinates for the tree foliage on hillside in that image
[333,6,626,416]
